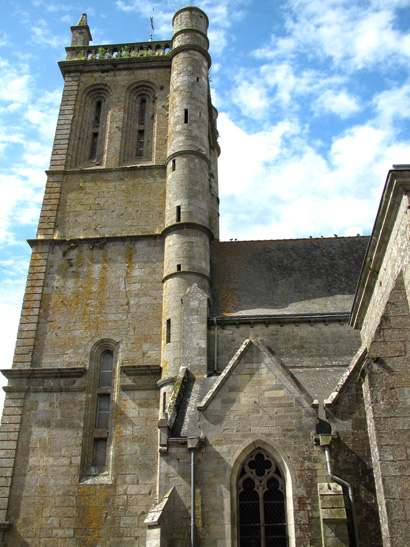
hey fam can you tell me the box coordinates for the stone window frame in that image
[80,338,119,481]
[237,448,287,546]
[70,84,111,168]
[120,82,156,165]
[230,440,296,547]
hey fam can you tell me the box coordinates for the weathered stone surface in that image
[2,6,408,547]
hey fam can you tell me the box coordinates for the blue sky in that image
[1,0,410,398]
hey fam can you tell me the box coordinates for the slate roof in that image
[210,236,369,317]
[171,376,218,438]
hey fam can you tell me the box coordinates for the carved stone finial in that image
[70,13,92,47]
[78,13,88,26]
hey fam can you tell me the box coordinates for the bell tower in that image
[0,7,219,545]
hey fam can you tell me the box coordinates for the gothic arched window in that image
[238,449,288,547]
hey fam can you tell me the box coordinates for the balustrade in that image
[66,41,171,61]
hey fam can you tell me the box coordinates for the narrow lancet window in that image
[137,130,145,156]
[94,101,102,127]
[121,85,155,164]
[90,100,102,161]
[139,98,146,125]
[166,319,171,344]
[81,345,116,477]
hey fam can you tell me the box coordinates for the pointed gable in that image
[198,337,313,411]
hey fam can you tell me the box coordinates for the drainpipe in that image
[188,438,199,547]
[213,317,218,374]
[324,446,360,547]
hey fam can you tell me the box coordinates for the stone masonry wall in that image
[326,379,383,546]
[208,320,362,373]
[4,374,159,545]
[160,341,326,546]
[54,167,166,240]
[360,193,410,346]
[31,238,164,369]
[362,274,410,547]
[65,64,170,170]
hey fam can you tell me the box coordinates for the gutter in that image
[188,438,199,547]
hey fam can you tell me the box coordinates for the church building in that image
[0,6,409,546]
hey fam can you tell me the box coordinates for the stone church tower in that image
[1,6,409,547]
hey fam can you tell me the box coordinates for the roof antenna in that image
[149,8,154,41]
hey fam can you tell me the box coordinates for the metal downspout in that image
[213,317,218,374]
[324,446,360,547]
[190,448,196,547]
[188,438,199,547]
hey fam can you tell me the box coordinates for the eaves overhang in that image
[350,167,410,329]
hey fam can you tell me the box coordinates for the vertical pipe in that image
[324,446,360,547]
[190,448,196,547]
[213,317,218,374]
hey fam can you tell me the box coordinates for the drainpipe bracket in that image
[187,437,200,451]
[313,433,338,447]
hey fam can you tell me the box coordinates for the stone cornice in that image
[210,312,351,326]
[169,44,211,69]
[165,149,210,168]
[28,233,163,248]
[162,270,211,285]
[1,367,86,379]
[350,168,410,329]
[161,221,213,239]
[45,164,167,176]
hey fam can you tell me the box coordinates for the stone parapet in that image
[65,41,171,61]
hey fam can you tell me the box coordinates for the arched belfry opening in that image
[237,448,288,547]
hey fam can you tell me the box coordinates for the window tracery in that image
[238,449,288,547]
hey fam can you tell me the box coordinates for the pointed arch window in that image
[238,449,288,547]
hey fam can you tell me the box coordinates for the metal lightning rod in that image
[149,9,154,41]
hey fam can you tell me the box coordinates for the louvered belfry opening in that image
[238,449,288,547]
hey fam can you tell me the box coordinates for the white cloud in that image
[372,83,410,126]
[218,113,296,196]
[280,0,410,71]
[232,78,270,120]
[116,0,246,51]
[32,0,74,13]
[260,63,299,107]
[0,32,8,47]
[0,59,32,106]
[313,89,360,118]
[31,19,67,49]
[218,104,410,241]
[330,125,385,171]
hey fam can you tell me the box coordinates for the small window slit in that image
[166,319,171,344]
